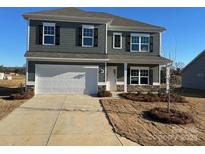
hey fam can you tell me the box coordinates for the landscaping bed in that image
[100,98,205,145]
[5,91,34,100]
[119,92,187,103]
[148,107,194,124]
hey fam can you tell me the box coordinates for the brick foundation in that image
[26,85,34,92]
[98,85,106,92]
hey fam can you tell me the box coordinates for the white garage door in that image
[35,65,98,95]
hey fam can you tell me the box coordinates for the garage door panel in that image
[35,65,97,95]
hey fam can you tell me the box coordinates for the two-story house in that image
[23,8,172,95]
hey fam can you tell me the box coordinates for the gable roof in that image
[23,7,165,32]
[182,50,205,73]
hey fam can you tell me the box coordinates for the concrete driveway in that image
[0,95,138,146]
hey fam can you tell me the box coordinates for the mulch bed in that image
[100,99,205,145]
[4,92,34,100]
[147,107,194,124]
[119,92,187,103]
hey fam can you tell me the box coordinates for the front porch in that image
[98,62,171,93]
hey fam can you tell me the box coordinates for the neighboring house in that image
[182,50,205,90]
[0,73,5,80]
[23,8,172,95]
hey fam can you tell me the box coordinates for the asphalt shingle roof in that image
[23,7,165,31]
[25,51,171,65]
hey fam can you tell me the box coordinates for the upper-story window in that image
[113,33,122,49]
[130,34,149,52]
[82,25,94,47]
[43,23,55,45]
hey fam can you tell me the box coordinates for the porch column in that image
[166,64,171,94]
[105,62,108,91]
[124,63,127,92]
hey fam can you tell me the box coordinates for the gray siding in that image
[28,61,105,82]
[107,31,160,56]
[182,55,205,90]
[29,20,106,53]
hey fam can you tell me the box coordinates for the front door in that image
[107,66,117,91]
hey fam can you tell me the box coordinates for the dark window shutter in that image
[150,36,153,52]
[55,26,60,45]
[149,69,153,85]
[126,33,131,51]
[37,25,43,45]
[94,28,98,47]
[78,27,82,46]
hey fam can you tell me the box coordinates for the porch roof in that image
[107,54,172,65]
[25,51,172,65]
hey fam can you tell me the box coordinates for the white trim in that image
[26,59,28,85]
[27,81,35,86]
[98,82,106,86]
[130,67,149,85]
[130,33,150,52]
[153,82,160,86]
[26,57,109,62]
[105,23,108,54]
[82,25,94,47]
[27,20,30,51]
[82,25,94,29]
[105,62,108,90]
[113,32,122,49]
[117,81,124,85]
[159,65,161,85]
[130,66,149,69]
[124,63,127,92]
[43,22,56,27]
[43,22,56,45]
[35,64,98,69]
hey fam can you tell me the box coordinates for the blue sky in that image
[0,7,205,67]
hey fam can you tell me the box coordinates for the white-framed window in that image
[43,23,55,45]
[130,67,149,85]
[82,25,94,47]
[130,34,150,52]
[113,32,122,49]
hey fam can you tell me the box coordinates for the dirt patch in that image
[0,75,25,88]
[100,97,205,145]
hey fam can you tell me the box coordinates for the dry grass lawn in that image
[101,97,205,145]
[0,75,25,88]
[0,99,25,120]
[0,75,27,120]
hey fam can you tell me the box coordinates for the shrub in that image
[7,91,34,100]
[97,91,112,97]
[147,107,194,124]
